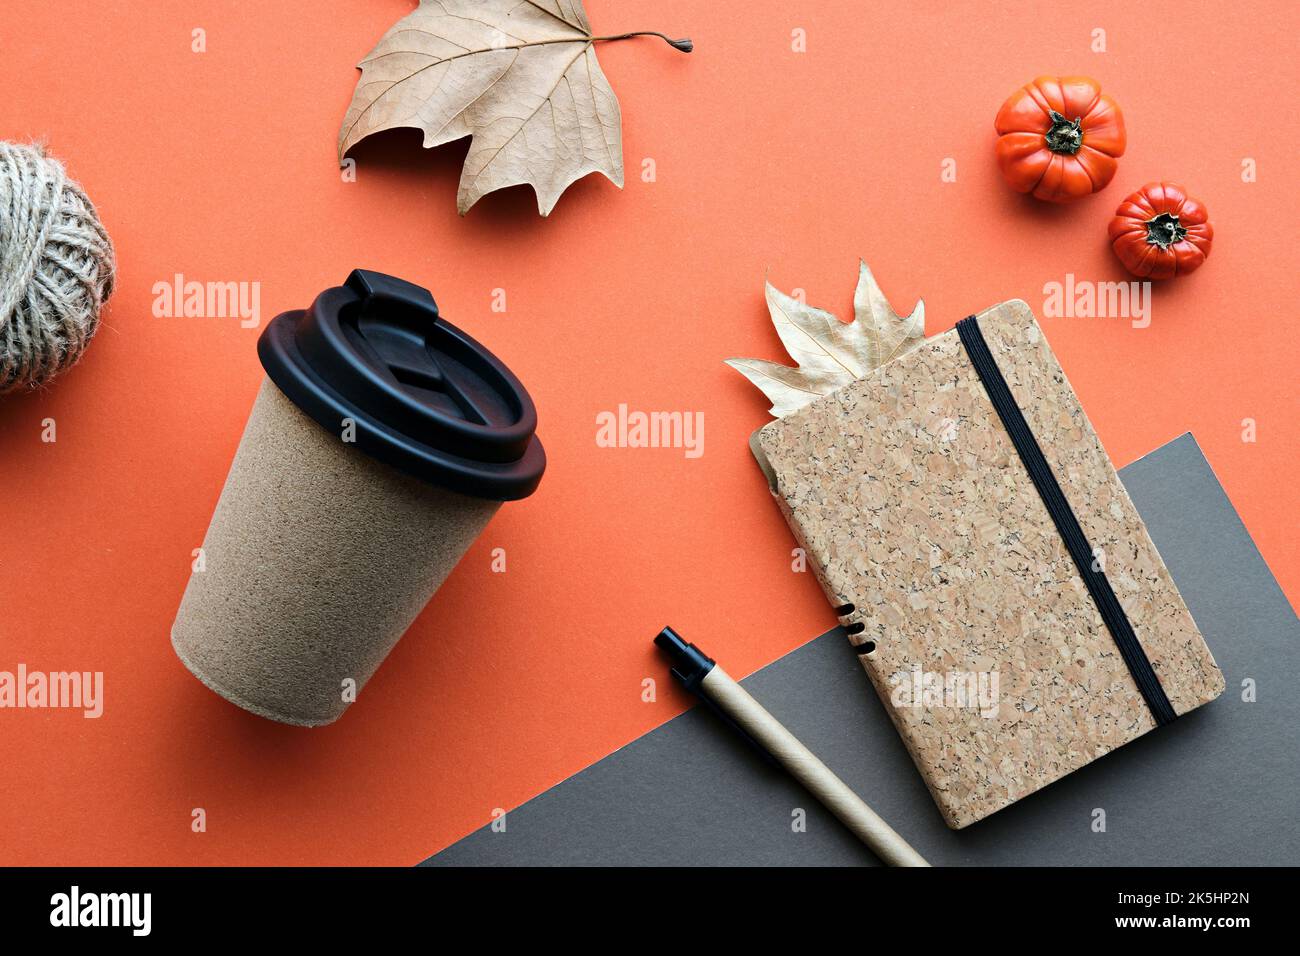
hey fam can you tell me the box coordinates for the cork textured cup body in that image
[170,271,546,727]
[172,379,500,726]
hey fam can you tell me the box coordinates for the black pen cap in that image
[655,626,716,690]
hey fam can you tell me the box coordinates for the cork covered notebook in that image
[751,300,1224,829]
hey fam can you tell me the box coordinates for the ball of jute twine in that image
[0,142,115,394]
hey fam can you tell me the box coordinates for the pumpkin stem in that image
[1045,110,1084,155]
[1145,212,1187,249]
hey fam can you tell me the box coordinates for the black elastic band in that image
[956,316,1177,726]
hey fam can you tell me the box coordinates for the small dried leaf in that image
[727,260,926,418]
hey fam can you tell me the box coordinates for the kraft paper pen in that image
[655,626,930,867]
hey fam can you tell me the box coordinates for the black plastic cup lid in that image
[258,270,545,501]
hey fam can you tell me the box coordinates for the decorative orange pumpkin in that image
[994,76,1126,203]
[1108,182,1213,279]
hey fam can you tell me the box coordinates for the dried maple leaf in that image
[726,261,926,418]
[338,0,691,216]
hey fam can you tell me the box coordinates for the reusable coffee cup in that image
[171,270,545,726]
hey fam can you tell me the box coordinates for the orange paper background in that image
[1,0,1295,865]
